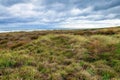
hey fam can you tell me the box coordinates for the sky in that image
[0,0,120,30]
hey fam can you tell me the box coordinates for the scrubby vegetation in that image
[0,27,120,80]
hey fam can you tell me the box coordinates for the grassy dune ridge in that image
[0,27,120,80]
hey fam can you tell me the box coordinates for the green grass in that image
[0,27,120,80]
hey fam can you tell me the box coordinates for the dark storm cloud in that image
[0,0,29,6]
[42,0,120,11]
[92,0,120,10]
[0,17,36,24]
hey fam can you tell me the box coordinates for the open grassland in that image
[0,27,120,80]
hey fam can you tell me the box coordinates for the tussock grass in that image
[0,27,120,80]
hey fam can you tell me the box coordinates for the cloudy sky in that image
[0,0,120,30]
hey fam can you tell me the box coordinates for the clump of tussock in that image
[0,27,120,80]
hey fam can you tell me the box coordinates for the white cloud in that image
[70,7,93,16]
[6,2,65,22]
[7,3,41,17]
[59,19,120,29]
